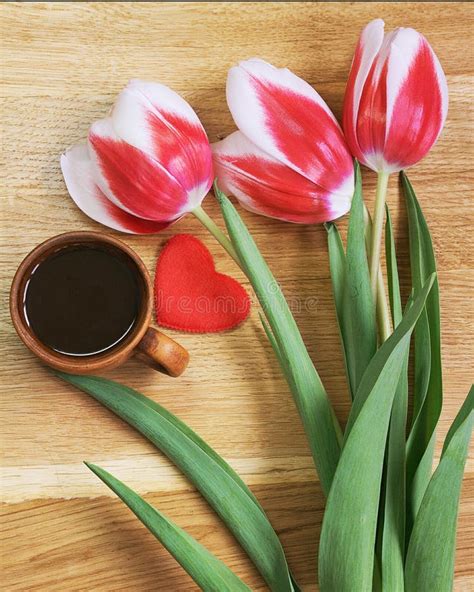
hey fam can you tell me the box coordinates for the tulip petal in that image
[111,79,213,204]
[61,144,172,234]
[353,27,404,171]
[88,118,190,222]
[212,131,352,224]
[383,31,448,170]
[343,19,385,168]
[344,21,448,173]
[226,58,353,193]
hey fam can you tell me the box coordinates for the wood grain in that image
[1,2,473,590]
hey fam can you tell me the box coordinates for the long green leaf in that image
[215,183,342,497]
[404,172,431,421]
[385,205,403,327]
[325,222,351,386]
[259,253,324,391]
[259,313,287,374]
[325,165,377,402]
[86,463,251,592]
[341,162,377,399]
[108,375,264,511]
[257,317,316,592]
[318,275,435,592]
[403,171,443,534]
[405,387,473,591]
[57,373,293,592]
[325,221,346,332]
[381,206,408,590]
[442,385,474,454]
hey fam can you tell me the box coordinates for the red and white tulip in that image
[343,19,448,173]
[212,59,354,224]
[61,79,214,234]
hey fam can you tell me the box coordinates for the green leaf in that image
[86,463,251,592]
[57,373,293,592]
[325,221,350,388]
[259,310,321,592]
[259,312,287,377]
[109,375,264,511]
[385,205,403,326]
[442,385,474,454]
[215,183,342,497]
[318,275,435,592]
[341,162,377,399]
[325,164,377,402]
[405,387,473,592]
[325,222,346,329]
[381,206,408,591]
[402,171,443,534]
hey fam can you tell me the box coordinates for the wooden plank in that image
[1,2,472,590]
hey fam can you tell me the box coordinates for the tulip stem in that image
[369,171,390,302]
[192,205,241,265]
[376,269,392,342]
[364,206,392,342]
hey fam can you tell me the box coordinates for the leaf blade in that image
[86,463,251,592]
[403,171,443,534]
[57,373,293,592]
[106,376,264,511]
[341,162,377,399]
[405,387,473,592]
[318,275,434,592]
[381,206,408,591]
[325,221,346,329]
[442,385,474,454]
[385,205,403,326]
[325,221,351,390]
[215,183,342,497]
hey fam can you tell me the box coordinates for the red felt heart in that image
[155,234,251,333]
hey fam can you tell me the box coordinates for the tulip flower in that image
[343,19,448,297]
[343,19,448,174]
[212,59,355,224]
[61,79,238,259]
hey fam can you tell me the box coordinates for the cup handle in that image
[135,327,189,377]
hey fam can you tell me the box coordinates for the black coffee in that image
[24,244,141,356]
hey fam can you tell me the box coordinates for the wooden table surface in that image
[1,2,473,590]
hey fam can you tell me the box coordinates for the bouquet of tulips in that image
[59,20,472,592]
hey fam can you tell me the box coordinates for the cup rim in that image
[10,231,153,373]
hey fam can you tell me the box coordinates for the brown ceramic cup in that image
[10,231,189,377]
